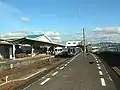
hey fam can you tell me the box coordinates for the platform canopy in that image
[12,34,65,47]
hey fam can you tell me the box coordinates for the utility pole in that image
[83,28,86,53]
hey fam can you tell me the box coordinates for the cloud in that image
[1,32,27,39]
[1,31,62,43]
[91,27,120,43]
[93,27,120,35]
[21,17,30,22]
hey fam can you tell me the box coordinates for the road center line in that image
[100,78,106,86]
[99,71,103,75]
[52,71,58,76]
[60,67,64,70]
[40,78,50,85]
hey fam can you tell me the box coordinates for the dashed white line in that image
[65,64,67,66]
[70,60,72,62]
[67,62,70,64]
[99,71,103,75]
[56,67,59,69]
[96,61,99,63]
[52,71,58,76]
[41,76,45,79]
[97,64,100,66]
[60,66,64,70]
[40,78,51,85]
[98,66,101,70]
[100,78,106,86]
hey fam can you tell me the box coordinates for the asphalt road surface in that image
[24,53,117,90]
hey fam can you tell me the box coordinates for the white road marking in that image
[91,53,100,62]
[67,62,70,64]
[65,64,67,66]
[56,67,59,69]
[60,66,64,70]
[71,53,80,61]
[40,78,51,85]
[41,76,45,79]
[52,71,58,76]
[99,71,103,75]
[91,53,96,59]
[100,78,106,86]
[96,61,99,63]
[69,53,80,62]
[97,64,100,66]
[98,66,101,70]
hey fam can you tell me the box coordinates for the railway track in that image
[112,66,120,77]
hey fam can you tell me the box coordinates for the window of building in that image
[68,43,71,44]
[73,42,76,44]
[55,49,57,51]
[60,49,62,51]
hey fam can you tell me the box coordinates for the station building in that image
[0,34,65,60]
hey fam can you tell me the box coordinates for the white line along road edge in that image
[70,53,80,62]
[99,71,103,75]
[40,78,51,85]
[97,64,100,66]
[100,78,106,86]
[98,66,101,70]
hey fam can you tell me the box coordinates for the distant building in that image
[0,40,15,60]
[66,40,82,47]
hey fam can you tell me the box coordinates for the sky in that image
[0,0,120,43]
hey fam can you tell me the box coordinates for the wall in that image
[0,44,10,58]
[66,41,81,47]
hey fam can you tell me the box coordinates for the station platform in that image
[25,53,117,90]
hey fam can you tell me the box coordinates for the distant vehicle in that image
[91,46,100,53]
[55,47,81,57]
[54,47,63,56]
[67,47,80,56]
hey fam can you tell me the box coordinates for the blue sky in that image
[0,0,120,42]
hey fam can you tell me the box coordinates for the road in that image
[24,53,117,90]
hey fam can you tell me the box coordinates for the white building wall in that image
[66,41,81,47]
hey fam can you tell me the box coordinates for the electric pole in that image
[83,28,86,53]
